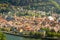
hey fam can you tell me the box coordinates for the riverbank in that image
[1,31,60,40]
[6,34,42,40]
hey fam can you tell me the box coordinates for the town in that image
[0,8,60,38]
[0,0,60,40]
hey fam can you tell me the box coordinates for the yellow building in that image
[19,29,23,33]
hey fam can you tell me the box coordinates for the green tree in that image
[0,32,6,40]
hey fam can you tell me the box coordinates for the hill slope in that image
[0,0,60,13]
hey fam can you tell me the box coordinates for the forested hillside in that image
[54,0,60,5]
[0,0,60,14]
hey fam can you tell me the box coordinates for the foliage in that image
[0,4,9,13]
[47,32,60,37]
[29,31,45,38]
[0,32,6,40]
[0,0,60,14]
[50,0,60,10]
[40,28,50,32]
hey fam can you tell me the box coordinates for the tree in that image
[0,32,6,40]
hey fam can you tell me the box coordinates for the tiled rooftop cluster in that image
[0,12,60,33]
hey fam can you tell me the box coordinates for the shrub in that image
[47,32,60,37]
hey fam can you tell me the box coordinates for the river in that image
[6,34,42,40]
